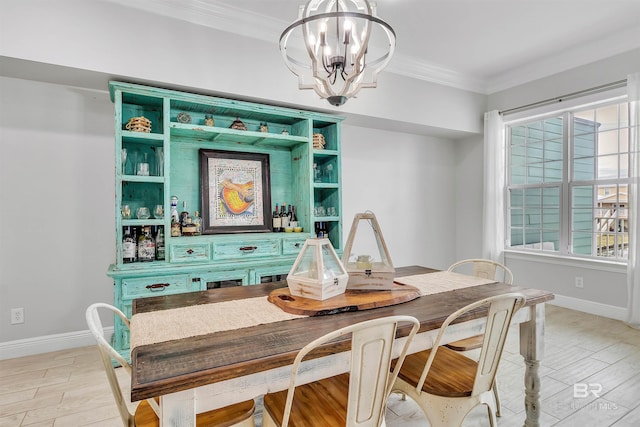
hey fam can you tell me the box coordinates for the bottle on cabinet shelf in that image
[290,205,298,228]
[170,196,179,223]
[156,226,165,260]
[272,204,282,232]
[122,226,136,263]
[193,210,202,235]
[313,163,321,182]
[171,218,181,237]
[180,201,189,229]
[137,226,156,262]
[281,203,290,230]
[315,221,328,238]
[182,216,197,236]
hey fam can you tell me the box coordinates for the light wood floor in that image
[1,305,638,426]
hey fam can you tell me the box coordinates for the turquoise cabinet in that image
[107,82,343,359]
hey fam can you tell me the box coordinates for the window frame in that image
[504,95,631,263]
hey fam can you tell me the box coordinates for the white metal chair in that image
[391,293,526,427]
[445,258,514,415]
[447,258,513,285]
[86,302,255,427]
[262,315,421,427]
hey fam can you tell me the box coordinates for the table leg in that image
[160,389,196,427]
[519,303,545,427]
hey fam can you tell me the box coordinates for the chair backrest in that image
[415,293,526,397]
[279,315,420,427]
[86,302,152,427]
[448,258,514,284]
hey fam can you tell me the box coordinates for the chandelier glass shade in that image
[279,0,395,106]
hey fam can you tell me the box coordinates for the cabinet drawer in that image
[122,274,191,299]
[213,239,280,260]
[282,238,307,255]
[170,243,211,263]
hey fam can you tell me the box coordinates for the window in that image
[506,99,630,261]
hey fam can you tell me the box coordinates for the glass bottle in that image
[193,210,202,235]
[290,205,298,228]
[273,204,281,232]
[122,226,136,263]
[155,226,165,261]
[315,221,328,238]
[281,203,290,230]
[324,163,334,183]
[137,226,156,262]
[170,196,179,223]
[182,216,197,236]
[180,201,189,229]
[313,163,321,182]
[171,218,181,237]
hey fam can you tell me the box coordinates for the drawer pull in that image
[239,246,258,252]
[294,243,301,248]
[186,249,194,254]
[146,283,170,291]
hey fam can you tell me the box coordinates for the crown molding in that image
[387,54,488,93]
[105,0,640,96]
[105,0,489,93]
[486,25,640,94]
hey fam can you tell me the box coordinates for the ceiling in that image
[109,0,640,94]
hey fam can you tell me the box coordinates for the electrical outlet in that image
[575,277,584,288]
[10,308,24,324]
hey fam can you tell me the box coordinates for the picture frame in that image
[200,149,272,234]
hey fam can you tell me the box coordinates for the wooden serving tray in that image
[268,283,420,316]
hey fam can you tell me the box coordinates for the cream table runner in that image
[131,271,496,348]
[394,270,496,296]
[130,296,306,349]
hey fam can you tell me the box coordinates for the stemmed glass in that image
[153,204,164,219]
[136,207,151,219]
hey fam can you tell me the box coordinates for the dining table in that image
[129,265,554,427]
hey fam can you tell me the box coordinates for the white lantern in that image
[287,238,349,301]
[342,212,395,290]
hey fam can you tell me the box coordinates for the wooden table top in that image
[130,265,554,401]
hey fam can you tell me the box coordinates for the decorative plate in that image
[177,112,191,124]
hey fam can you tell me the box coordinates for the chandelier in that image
[279,0,396,106]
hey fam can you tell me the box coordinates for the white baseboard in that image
[0,328,112,361]
[549,294,628,321]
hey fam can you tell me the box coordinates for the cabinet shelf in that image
[314,216,340,222]
[122,130,164,143]
[121,175,165,183]
[170,123,308,149]
[122,219,165,226]
[313,183,339,189]
[313,149,339,157]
